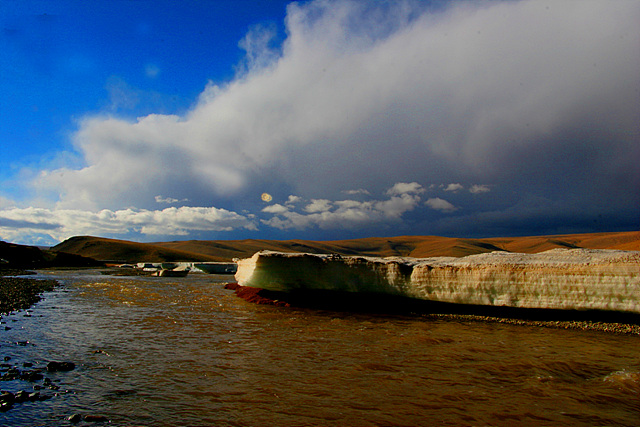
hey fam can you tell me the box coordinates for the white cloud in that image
[386,182,425,196]
[0,206,256,244]
[262,182,422,230]
[443,183,464,192]
[17,0,639,237]
[375,193,423,219]
[426,197,457,213]
[343,188,371,196]
[262,203,289,214]
[285,195,302,206]
[237,23,281,76]
[304,199,333,213]
[469,184,490,194]
[155,195,188,204]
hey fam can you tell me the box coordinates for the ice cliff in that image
[235,249,640,313]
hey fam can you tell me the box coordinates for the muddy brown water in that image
[1,269,638,426]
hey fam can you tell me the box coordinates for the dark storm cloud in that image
[4,0,637,243]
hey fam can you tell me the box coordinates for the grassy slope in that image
[51,236,223,263]
[51,231,640,262]
[156,231,640,260]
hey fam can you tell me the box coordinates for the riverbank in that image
[0,272,56,316]
[224,283,640,335]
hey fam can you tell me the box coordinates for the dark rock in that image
[21,370,44,381]
[47,361,75,372]
[14,390,28,402]
[2,368,20,381]
[67,413,82,423]
[0,392,19,411]
[0,391,14,404]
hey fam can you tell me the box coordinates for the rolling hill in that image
[51,236,223,263]
[50,231,640,263]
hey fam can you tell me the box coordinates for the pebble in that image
[47,361,75,372]
[20,370,44,381]
[67,413,82,423]
[0,358,74,413]
[0,276,56,315]
[424,313,640,334]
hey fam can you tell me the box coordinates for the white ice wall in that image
[235,249,640,313]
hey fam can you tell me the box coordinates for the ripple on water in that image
[1,272,639,426]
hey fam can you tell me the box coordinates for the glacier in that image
[234,249,640,313]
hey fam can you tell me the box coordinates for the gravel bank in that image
[0,275,56,316]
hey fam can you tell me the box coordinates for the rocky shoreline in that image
[0,272,57,317]
[0,271,94,420]
[1,361,75,413]
[224,283,640,335]
[0,275,110,424]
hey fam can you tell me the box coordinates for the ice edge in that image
[235,249,640,313]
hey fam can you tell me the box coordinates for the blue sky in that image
[1,0,638,246]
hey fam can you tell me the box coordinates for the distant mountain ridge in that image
[50,231,640,263]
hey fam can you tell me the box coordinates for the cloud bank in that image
[0,182,456,244]
[3,0,639,244]
[0,206,256,244]
[262,182,425,231]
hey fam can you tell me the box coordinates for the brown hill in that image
[156,231,640,260]
[52,231,640,263]
[483,231,640,254]
[51,236,222,263]
[1,240,103,269]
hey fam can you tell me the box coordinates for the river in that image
[1,270,639,426]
